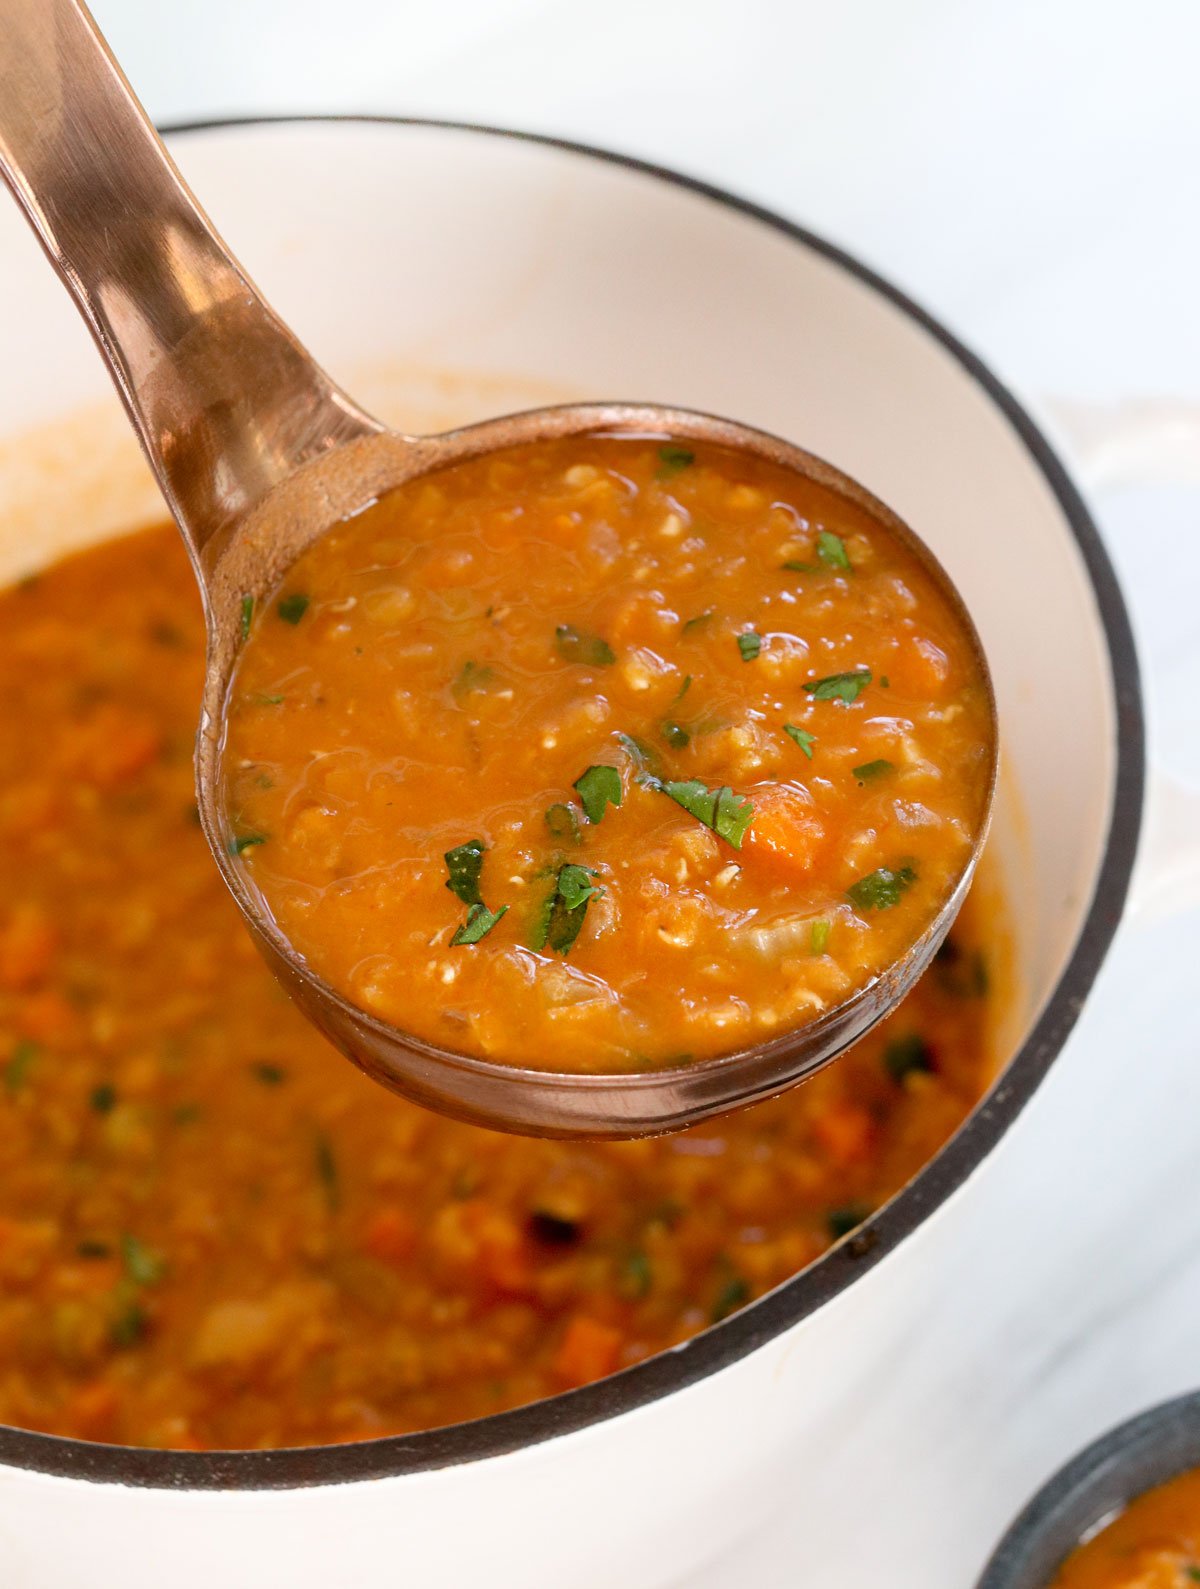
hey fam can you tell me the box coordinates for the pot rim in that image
[976,1390,1200,1587]
[0,113,1145,1491]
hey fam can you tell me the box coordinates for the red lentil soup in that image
[1050,1466,1200,1587]
[224,435,993,1074]
[0,523,1000,1450]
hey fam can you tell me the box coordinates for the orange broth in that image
[1050,1465,1200,1587]
[0,523,1000,1449]
[224,436,993,1072]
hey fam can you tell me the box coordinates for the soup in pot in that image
[1050,1464,1200,1587]
[0,523,999,1449]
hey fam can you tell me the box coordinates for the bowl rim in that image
[0,113,1145,1491]
[975,1390,1200,1587]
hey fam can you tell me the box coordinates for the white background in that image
[86,2,1200,1582]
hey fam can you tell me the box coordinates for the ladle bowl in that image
[0,0,997,1136]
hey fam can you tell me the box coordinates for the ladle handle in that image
[0,0,381,562]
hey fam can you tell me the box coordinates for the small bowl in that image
[977,1390,1200,1588]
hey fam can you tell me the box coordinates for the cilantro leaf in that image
[228,832,268,856]
[556,624,615,666]
[451,902,508,945]
[121,1233,165,1287]
[804,669,871,704]
[662,721,690,748]
[660,779,754,849]
[681,609,713,634]
[810,920,831,954]
[277,593,310,625]
[737,631,762,662]
[847,865,916,911]
[444,839,485,906]
[784,724,816,758]
[545,803,582,843]
[827,1203,871,1239]
[529,863,601,955]
[452,660,497,702]
[883,1033,934,1083]
[574,764,622,824]
[657,444,695,476]
[852,758,894,782]
[240,594,254,640]
[816,530,851,571]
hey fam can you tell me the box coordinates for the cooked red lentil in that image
[223,435,993,1073]
[1050,1465,1200,1587]
[0,523,998,1449]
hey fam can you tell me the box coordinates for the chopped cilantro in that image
[934,939,989,998]
[657,444,695,476]
[616,732,664,783]
[709,1274,750,1323]
[452,660,497,701]
[827,1203,871,1239]
[659,779,754,849]
[451,902,508,946]
[121,1233,165,1287]
[848,865,917,911]
[816,530,852,571]
[662,720,690,749]
[530,863,601,955]
[782,559,816,573]
[810,920,831,955]
[247,692,284,707]
[617,1249,653,1301]
[852,758,894,783]
[884,1033,934,1083]
[90,1083,118,1114]
[276,593,310,625]
[228,831,268,856]
[4,1040,37,1094]
[76,1239,112,1260]
[784,724,816,758]
[881,675,890,688]
[315,1132,340,1212]
[110,1300,147,1348]
[251,1062,286,1086]
[675,675,693,702]
[443,838,485,906]
[804,669,871,704]
[681,609,714,634]
[737,631,762,662]
[240,594,254,640]
[545,802,582,843]
[574,764,622,824]
[555,624,615,666]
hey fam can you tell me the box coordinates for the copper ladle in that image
[0,0,997,1138]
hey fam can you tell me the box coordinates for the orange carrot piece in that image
[552,1316,623,1388]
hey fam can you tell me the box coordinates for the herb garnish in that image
[804,669,871,704]
[827,1203,870,1239]
[657,444,695,476]
[451,902,508,946]
[737,631,762,662]
[782,559,815,573]
[709,1274,750,1323]
[884,1033,934,1083]
[90,1083,118,1114]
[277,593,310,625]
[616,732,664,783]
[4,1040,37,1095]
[530,863,601,955]
[315,1132,340,1211]
[810,920,831,955]
[816,530,852,571]
[453,660,497,701]
[681,609,713,634]
[545,802,582,843]
[252,1062,287,1086]
[240,594,254,640]
[555,624,615,666]
[933,938,989,998]
[847,865,916,911]
[443,838,485,906]
[228,831,268,856]
[121,1233,165,1287]
[852,758,894,783]
[662,721,690,749]
[618,1249,653,1301]
[110,1301,147,1347]
[574,764,622,824]
[658,779,754,850]
[784,724,816,758]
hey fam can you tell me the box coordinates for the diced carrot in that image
[742,785,826,881]
[65,705,162,789]
[0,903,58,991]
[362,1206,417,1267]
[552,1316,623,1388]
[813,1104,874,1167]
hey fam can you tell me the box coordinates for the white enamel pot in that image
[0,119,1143,1589]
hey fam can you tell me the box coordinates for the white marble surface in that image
[85,1,1200,1582]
